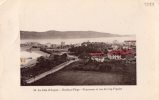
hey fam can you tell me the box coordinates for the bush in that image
[99,64,112,72]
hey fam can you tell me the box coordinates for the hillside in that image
[20,30,123,39]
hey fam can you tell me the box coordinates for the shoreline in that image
[20,47,50,68]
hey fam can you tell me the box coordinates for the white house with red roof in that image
[89,52,106,62]
[107,49,134,60]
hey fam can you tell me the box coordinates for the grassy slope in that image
[29,61,136,86]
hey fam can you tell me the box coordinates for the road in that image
[25,56,79,84]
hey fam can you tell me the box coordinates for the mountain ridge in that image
[20,30,132,39]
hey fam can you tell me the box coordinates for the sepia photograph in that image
[20,0,136,86]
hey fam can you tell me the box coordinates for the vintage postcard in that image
[0,0,159,100]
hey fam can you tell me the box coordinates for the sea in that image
[21,36,136,45]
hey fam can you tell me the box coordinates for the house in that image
[122,40,136,50]
[89,52,106,62]
[124,40,136,47]
[107,49,134,60]
[45,43,52,48]
[51,44,58,48]
[107,53,122,60]
[111,45,119,50]
[61,41,65,48]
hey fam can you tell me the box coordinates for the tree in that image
[36,56,52,68]
[61,53,68,61]
[37,56,46,65]
[104,49,108,54]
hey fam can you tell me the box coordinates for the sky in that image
[19,0,146,35]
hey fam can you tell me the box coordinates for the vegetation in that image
[63,60,136,85]
[30,60,136,85]
[64,60,126,72]
[68,42,110,57]
[21,53,68,85]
